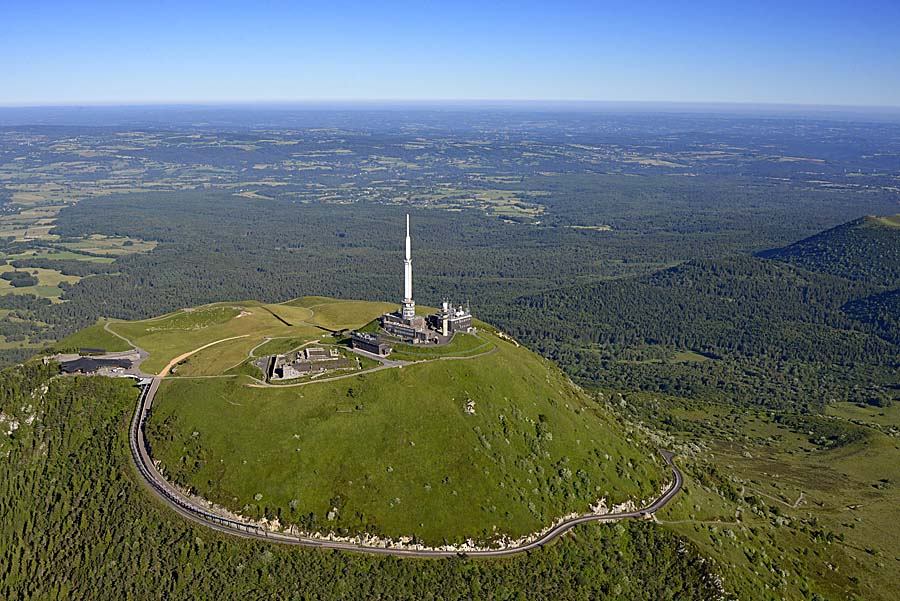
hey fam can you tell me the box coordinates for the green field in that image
[250,336,322,357]
[5,249,116,263]
[56,235,157,256]
[106,301,325,374]
[614,346,716,366]
[388,331,495,360]
[670,350,712,363]
[108,296,419,374]
[170,335,262,377]
[283,297,398,330]
[133,298,666,545]
[826,400,900,428]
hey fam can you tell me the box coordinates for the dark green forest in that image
[759,215,900,286]
[503,255,900,411]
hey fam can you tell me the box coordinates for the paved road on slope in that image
[107,319,684,556]
[129,378,684,557]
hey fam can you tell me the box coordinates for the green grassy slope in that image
[388,331,495,360]
[55,320,133,352]
[147,328,666,545]
[284,296,398,331]
[872,214,900,228]
[105,297,399,374]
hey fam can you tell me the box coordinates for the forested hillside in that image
[843,288,900,344]
[7,191,684,344]
[0,362,723,600]
[499,256,900,411]
[6,201,900,414]
[759,215,900,286]
[4,169,899,369]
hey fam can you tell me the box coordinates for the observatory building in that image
[373,214,473,345]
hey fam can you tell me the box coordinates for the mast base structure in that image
[401,299,416,320]
[367,214,473,346]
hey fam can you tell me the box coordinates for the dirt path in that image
[246,343,497,389]
[749,488,806,510]
[159,335,250,377]
[103,319,140,349]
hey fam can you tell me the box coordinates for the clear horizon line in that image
[1,98,900,112]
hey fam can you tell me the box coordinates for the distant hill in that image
[758,214,900,286]
[510,256,881,365]
[499,255,899,411]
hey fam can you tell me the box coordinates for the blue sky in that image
[1,0,899,106]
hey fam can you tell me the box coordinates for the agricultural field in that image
[0,262,79,300]
[5,248,116,263]
[55,235,157,256]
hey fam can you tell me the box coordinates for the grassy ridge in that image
[148,328,666,545]
[107,302,320,373]
[107,297,398,374]
[56,320,133,352]
[289,297,397,331]
[388,331,495,360]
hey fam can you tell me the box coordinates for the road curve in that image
[129,380,683,557]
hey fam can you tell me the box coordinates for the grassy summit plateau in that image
[72,297,666,544]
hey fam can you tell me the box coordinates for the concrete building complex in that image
[349,331,392,356]
[257,346,355,382]
[428,301,473,336]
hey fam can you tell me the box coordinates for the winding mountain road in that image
[95,322,684,557]
[106,315,684,557]
[129,377,683,557]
